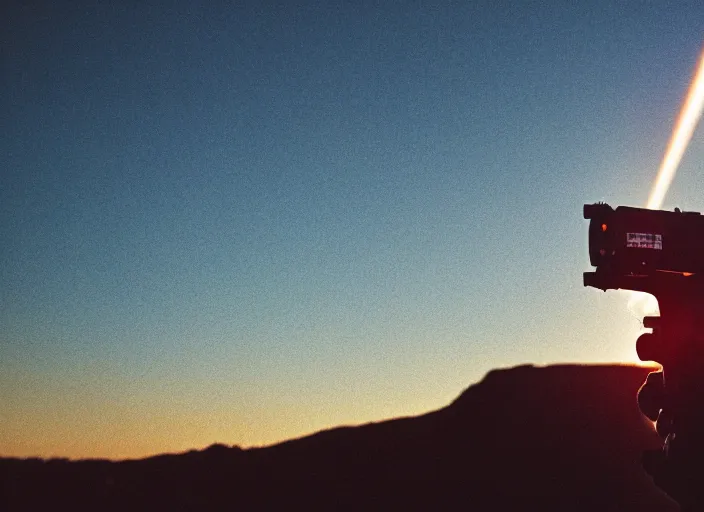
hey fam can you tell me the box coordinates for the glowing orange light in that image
[647,49,704,210]
[683,272,694,277]
[601,223,608,232]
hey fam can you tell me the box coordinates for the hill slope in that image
[0,364,678,510]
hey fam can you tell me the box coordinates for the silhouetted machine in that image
[584,202,704,511]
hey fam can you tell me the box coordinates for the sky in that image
[2,1,703,459]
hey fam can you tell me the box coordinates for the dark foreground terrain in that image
[1,364,678,510]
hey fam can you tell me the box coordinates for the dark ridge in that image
[0,364,677,511]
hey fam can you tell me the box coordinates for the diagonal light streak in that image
[627,49,704,324]
[647,49,704,210]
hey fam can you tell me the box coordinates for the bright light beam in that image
[627,49,704,327]
[647,49,704,210]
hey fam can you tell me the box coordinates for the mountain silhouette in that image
[1,364,679,511]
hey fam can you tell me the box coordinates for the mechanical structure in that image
[584,202,704,510]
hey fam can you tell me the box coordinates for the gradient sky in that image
[2,1,703,459]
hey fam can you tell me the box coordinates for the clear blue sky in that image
[2,1,702,458]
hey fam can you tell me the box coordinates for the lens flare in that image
[647,49,704,210]
[626,49,704,328]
